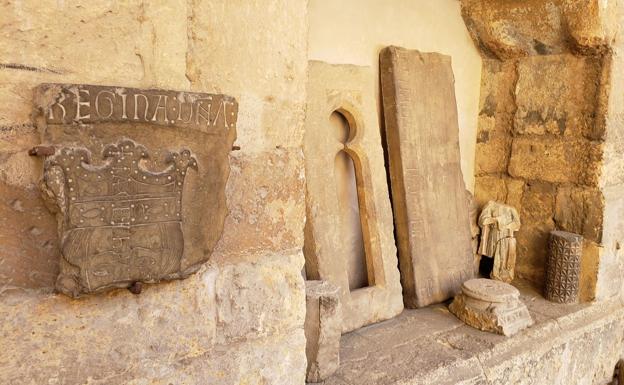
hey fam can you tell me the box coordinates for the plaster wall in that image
[308,0,482,191]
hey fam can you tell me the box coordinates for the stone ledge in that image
[316,280,624,385]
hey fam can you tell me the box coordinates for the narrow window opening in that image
[331,110,370,290]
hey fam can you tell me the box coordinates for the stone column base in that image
[449,278,533,336]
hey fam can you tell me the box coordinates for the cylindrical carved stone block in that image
[545,231,583,303]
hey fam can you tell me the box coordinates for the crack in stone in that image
[0,63,62,74]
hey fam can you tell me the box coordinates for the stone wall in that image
[463,0,624,301]
[0,1,308,384]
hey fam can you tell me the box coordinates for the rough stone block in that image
[515,221,556,285]
[508,137,602,185]
[505,178,526,211]
[555,187,604,243]
[475,136,512,175]
[305,280,341,383]
[461,0,617,59]
[479,59,518,121]
[474,176,507,209]
[474,176,525,211]
[520,182,557,225]
[304,61,403,332]
[579,240,600,302]
[449,278,533,336]
[514,54,602,139]
[595,185,624,300]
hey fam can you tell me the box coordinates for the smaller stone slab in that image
[449,278,533,336]
[305,280,341,383]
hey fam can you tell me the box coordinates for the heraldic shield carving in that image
[42,139,198,297]
[33,83,238,297]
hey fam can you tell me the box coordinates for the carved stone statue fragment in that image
[449,278,533,336]
[478,201,521,283]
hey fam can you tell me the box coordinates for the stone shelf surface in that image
[314,280,624,385]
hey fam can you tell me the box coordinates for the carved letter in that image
[195,99,211,126]
[133,93,149,121]
[95,90,115,119]
[75,89,91,120]
[48,92,67,121]
[117,89,128,119]
[151,95,168,122]
[176,98,193,124]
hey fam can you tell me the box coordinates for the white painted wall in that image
[308,0,482,191]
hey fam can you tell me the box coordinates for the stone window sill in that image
[316,280,624,385]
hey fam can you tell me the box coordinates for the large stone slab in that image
[303,61,403,332]
[380,46,474,308]
[33,84,237,297]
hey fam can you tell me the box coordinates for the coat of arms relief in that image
[42,139,198,297]
[34,83,238,297]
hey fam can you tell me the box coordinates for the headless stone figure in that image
[478,201,521,283]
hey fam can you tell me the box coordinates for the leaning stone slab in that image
[449,278,533,336]
[380,46,474,308]
[304,61,403,332]
[305,280,341,383]
[33,84,237,297]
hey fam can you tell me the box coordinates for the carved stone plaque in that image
[380,47,474,308]
[34,84,238,297]
[304,62,403,332]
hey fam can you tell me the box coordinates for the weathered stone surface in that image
[0,250,306,385]
[461,0,617,60]
[478,201,521,283]
[475,59,516,176]
[475,136,512,176]
[380,46,474,308]
[514,55,602,139]
[449,279,533,336]
[545,231,582,304]
[32,84,238,297]
[555,186,604,243]
[304,61,403,332]
[305,280,341,383]
[474,176,525,212]
[324,279,624,385]
[595,184,624,300]
[508,137,602,185]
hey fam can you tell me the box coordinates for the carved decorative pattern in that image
[42,138,198,297]
[545,231,582,303]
